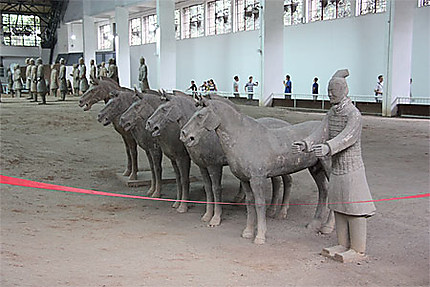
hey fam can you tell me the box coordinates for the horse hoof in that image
[319,225,335,234]
[241,229,254,239]
[146,187,155,196]
[128,173,137,180]
[201,212,212,222]
[306,219,321,232]
[172,201,180,209]
[176,204,188,213]
[208,216,221,227]
[276,211,288,220]
[151,191,161,198]
[267,208,276,218]
[254,236,265,245]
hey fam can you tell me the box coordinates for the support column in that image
[82,15,96,68]
[383,0,415,116]
[259,0,284,106]
[115,6,131,88]
[156,0,176,90]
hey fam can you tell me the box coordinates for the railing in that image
[270,93,383,110]
[394,97,430,105]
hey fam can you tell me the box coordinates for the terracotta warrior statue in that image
[13,64,23,98]
[108,58,119,84]
[79,57,89,94]
[29,58,37,102]
[58,58,68,101]
[138,56,150,92]
[98,61,108,78]
[25,58,32,99]
[293,69,376,263]
[71,64,79,96]
[36,58,48,105]
[89,59,96,87]
[7,67,14,96]
[50,64,59,97]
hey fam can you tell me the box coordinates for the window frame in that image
[1,13,41,47]
[357,0,386,16]
[98,23,113,51]
[129,17,142,46]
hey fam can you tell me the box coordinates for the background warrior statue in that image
[293,69,376,263]
[138,56,150,92]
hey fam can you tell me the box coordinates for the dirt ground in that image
[1,94,429,287]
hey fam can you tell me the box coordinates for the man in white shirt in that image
[374,75,383,103]
[233,75,239,97]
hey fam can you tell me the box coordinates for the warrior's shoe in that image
[321,245,348,258]
[334,249,366,263]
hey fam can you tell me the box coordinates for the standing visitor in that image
[283,75,292,99]
[244,76,258,100]
[312,77,319,101]
[233,75,240,97]
[374,75,383,103]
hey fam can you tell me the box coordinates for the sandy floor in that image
[1,94,429,287]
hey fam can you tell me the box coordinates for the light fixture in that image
[71,34,76,40]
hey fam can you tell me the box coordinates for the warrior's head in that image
[328,69,349,104]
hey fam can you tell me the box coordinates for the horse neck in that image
[175,97,196,127]
[213,102,264,137]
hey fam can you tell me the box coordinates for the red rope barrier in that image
[1,174,428,206]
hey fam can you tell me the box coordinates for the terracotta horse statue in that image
[180,98,334,244]
[119,92,192,213]
[145,92,292,226]
[97,90,163,197]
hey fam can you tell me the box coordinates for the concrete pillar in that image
[156,0,176,90]
[259,0,284,106]
[82,15,96,68]
[115,6,131,88]
[383,0,415,116]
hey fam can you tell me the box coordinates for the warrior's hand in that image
[292,141,306,154]
[312,144,330,157]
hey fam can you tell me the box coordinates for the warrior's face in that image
[328,78,348,104]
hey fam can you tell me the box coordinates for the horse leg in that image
[233,182,246,203]
[277,174,292,219]
[176,157,191,213]
[241,180,256,240]
[199,167,214,222]
[170,159,181,209]
[208,165,223,227]
[121,135,132,177]
[307,165,330,232]
[128,138,138,180]
[150,148,163,198]
[267,176,282,218]
[250,176,270,244]
[320,210,335,234]
[145,150,156,196]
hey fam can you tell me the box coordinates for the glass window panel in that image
[182,4,204,39]
[358,0,386,15]
[98,24,113,50]
[208,0,232,36]
[142,14,157,44]
[1,13,41,46]
[284,0,303,26]
[175,9,181,39]
[129,17,142,46]
[237,0,259,31]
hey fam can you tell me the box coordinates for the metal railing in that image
[270,93,383,110]
[394,97,430,105]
